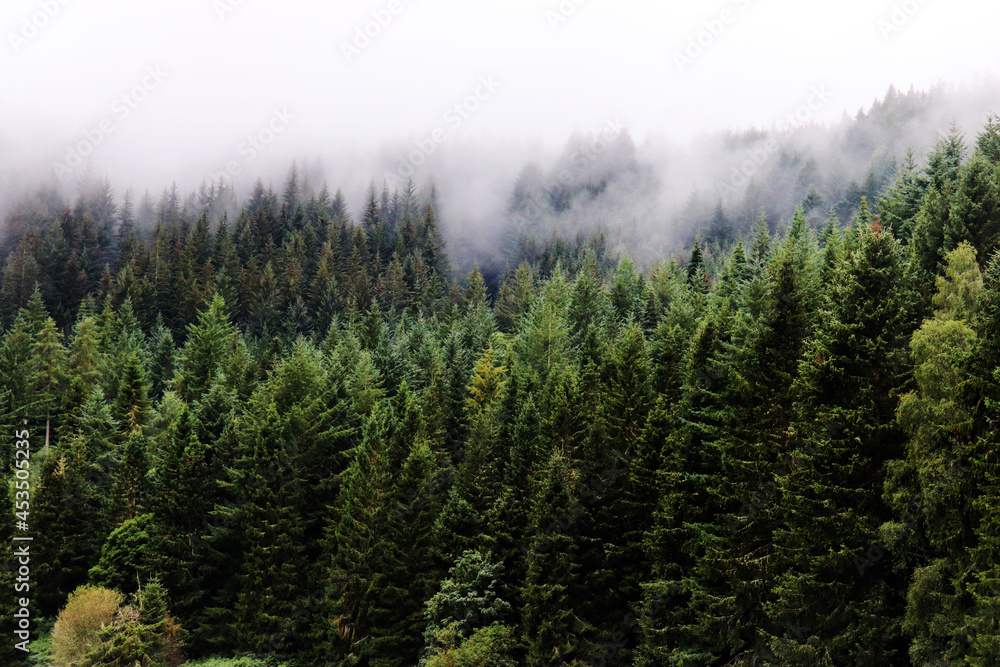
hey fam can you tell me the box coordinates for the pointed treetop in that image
[932,241,983,321]
[977,112,1000,164]
[750,213,771,271]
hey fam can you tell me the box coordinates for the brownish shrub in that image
[51,585,124,666]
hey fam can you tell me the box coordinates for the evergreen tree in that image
[521,452,593,666]
[879,148,928,241]
[495,263,536,334]
[887,242,982,664]
[34,433,105,615]
[945,151,1000,260]
[172,294,246,402]
[326,405,394,662]
[766,219,914,665]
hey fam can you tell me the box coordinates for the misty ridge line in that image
[507,118,627,229]
[4,80,1000,280]
[4,0,997,229]
[716,84,834,197]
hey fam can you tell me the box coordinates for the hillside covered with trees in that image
[5,105,1000,666]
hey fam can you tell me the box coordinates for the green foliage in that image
[767,219,915,665]
[172,294,245,402]
[423,550,512,651]
[89,513,164,594]
[12,119,1000,666]
[79,580,184,667]
[184,658,291,667]
[423,623,518,667]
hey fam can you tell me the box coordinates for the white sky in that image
[1,0,999,195]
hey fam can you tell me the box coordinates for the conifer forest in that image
[4,90,1000,666]
[9,2,1000,665]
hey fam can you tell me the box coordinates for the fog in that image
[3,0,1000,270]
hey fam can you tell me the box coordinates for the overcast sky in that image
[2,0,999,197]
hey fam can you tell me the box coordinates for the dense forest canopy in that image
[6,80,1000,287]
[6,84,1000,666]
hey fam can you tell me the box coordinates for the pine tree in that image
[878,148,928,241]
[112,351,150,437]
[684,209,823,664]
[945,151,1000,260]
[708,201,735,247]
[0,481,19,663]
[418,203,449,281]
[926,123,967,192]
[147,315,176,401]
[172,294,245,402]
[0,240,41,324]
[961,246,1000,665]
[111,433,150,524]
[483,366,540,620]
[467,347,507,419]
[609,256,644,324]
[34,433,105,615]
[30,300,69,442]
[68,315,102,393]
[364,437,443,665]
[715,238,750,302]
[766,219,914,665]
[637,304,740,665]
[977,113,1000,164]
[686,241,709,293]
[326,405,393,662]
[577,320,653,665]
[224,339,353,659]
[521,452,593,666]
[147,403,212,642]
[911,184,954,281]
[495,263,536,334]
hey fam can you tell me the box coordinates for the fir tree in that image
[766,219,915,665]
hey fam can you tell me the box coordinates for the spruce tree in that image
[945,151,1000,260]
[172,294,246,403]
[521,452,593,666]
[34,433,105,615]
[766,219,914,665]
